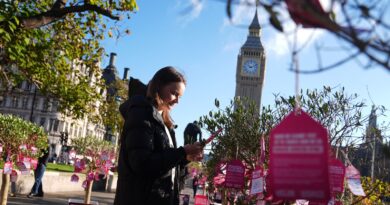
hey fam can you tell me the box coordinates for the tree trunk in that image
[0,173,10,205]
[84,180,93,204]
[222,188,227,205]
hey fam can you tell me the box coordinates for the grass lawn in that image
[1,162,74,173]
[46,163,74,172]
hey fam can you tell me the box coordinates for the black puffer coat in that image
[114,95,188,205]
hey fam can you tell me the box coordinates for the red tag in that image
[225,160,245,189]
[269,111,330,201]
[194,195,209,205]
[329,158,345,193]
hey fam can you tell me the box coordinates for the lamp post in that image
[60,131,68,164]
[29,85,37,122]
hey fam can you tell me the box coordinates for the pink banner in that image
[225,160,245,189]
[204,128,223,145]
[269,111,331,201]
[260,136,266,165]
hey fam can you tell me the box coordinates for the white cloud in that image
[176,0,204,26]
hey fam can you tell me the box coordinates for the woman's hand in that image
[184,142,203,161]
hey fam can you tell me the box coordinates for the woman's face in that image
[159,82,185,111]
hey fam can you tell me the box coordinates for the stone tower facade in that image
[234,10,266,111]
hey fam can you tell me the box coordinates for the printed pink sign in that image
[269,110,330,201]
[250,166,264,195]
[194,195,209,205]
[329,158,345,193]
[225,160,245,189]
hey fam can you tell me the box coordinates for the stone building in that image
[0,56,117,160]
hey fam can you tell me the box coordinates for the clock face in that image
[243,59,258,75]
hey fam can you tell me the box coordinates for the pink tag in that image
[19,144,27,150]
[16,161,27,171]
[70,174,79,183]
[30,159,38,170]
[225,160,245,189]
[4,162,13,174]
[269,110,331,201]
[0,144,3,153]
[69,150,76,159]
[74,159,86,173]
[30,146,38,155]
[250,166,264,195]
[329,158,345,193]
[82,180,88,189]
[213,173,225,186]
[101,151,109,160]
[87,172,94,181]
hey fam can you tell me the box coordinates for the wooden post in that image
[84,180,93,204]
[0,173,10,205]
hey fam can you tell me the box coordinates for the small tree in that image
[0,114,48,205]
[71,136,115,204]
[200,87,387,204]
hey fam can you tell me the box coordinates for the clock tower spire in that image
[234,8,266,111]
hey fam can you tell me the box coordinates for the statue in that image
[184,121,202,145]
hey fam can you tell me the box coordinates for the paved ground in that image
[6,178,200,205]
[7,191,114,205]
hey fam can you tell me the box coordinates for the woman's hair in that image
[147,66,186,128]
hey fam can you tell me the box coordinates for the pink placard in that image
[329,158,345,193]
[269,111,331,201]
[250,166,264,195]
[194,195,209,205]
[225,160,245,189]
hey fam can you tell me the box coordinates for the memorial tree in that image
[199,86,389,204]
[0,114,48,205]
[70,136,115,204]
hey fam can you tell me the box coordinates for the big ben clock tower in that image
[234,9,266,111]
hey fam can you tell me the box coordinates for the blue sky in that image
[101,0,389,147]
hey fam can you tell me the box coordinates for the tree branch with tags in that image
[208,0,390,72]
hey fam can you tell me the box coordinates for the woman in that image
[114,66,204,205]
